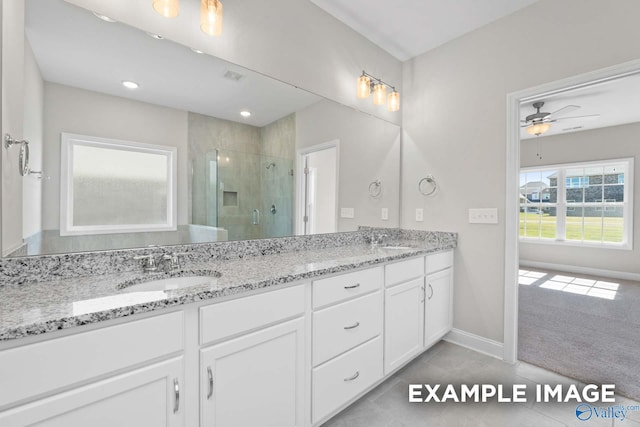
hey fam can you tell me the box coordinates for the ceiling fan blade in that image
[551,114,600,122]
[546,105,580,119]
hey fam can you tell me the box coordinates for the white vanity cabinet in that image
[0,312,185,427]
[311,267,384,424]
[424,251,454,348]
[199,285,306,427]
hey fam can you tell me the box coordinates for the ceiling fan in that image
[521,101,599,136]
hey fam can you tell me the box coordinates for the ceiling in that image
[25,0,321,127]
[310,0,539,61]
[520,72,640,140]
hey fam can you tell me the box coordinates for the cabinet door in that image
[424,267,453,347]
[201,317,305,427]
[0,357,184,427]
[384,277,425,374]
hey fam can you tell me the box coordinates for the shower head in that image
[266,162,276,169]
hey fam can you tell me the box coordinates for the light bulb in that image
[387,90,400,112]
[201,0,223,36]
[357,75,371,98]
[372,83,386,106]
[526,123,551,136]
[152,0,179,18]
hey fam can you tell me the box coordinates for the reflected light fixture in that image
[122,80,139,89]
[526,122,551,136]
[201,0,223,36]
[93,12,117,22]
[356,70,400,112]
[152,0,179,18]
[240,110,251,118]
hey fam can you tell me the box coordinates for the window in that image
[520,158,633,248]
[60,133,177,236]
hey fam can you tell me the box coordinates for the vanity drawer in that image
[0,311,183,409]
[313,266,382,309]
[426,250,453,274]
[200,284,305,345]
[313,291,382,366]
[312,336,383,423]
[385,256,425,287]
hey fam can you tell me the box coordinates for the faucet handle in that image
[133,254,158,272]
[163,252,187,270]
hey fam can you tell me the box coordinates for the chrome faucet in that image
[162,252,187,272]
[133,254,158,273]
[369,232,388,247]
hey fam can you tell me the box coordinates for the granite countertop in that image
[0,240,455,342]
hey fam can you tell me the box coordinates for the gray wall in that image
[41,82,189,230]
[296,99,401,231]
[520,122,640,275]
[401,0,640,343]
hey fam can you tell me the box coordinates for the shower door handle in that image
[252,209,260,225]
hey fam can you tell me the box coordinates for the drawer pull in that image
[344,283,361,290]
[344,322,360,330]
[173,378,180,413]
[344,371,360,382]
[428,284,434,300]
[207,366,214,399]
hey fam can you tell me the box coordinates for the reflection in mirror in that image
[6,0,400,257]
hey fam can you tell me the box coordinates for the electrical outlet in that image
[468,208,498,224]
[381,208,389,220]
[340,207,355,218]
[415,208,424,222]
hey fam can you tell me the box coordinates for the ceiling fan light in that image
[526,122,551,136]
[201,0,223,36]
[153,0,179,18]
[372,83,386,106]
[357,74,371,98]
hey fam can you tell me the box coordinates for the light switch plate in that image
[340,207,355,218]
[468,208,498,224]
[415,208,424,222]
[381,208,389,220]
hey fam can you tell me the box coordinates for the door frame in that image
[295,140,340,235]
[503,58,640,363]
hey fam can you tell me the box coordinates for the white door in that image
[299,144,338,235]
[424,268,453,347]
[384,278,425,374]
[0,357,184,427]
[201,318,305,427]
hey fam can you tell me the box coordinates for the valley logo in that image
[575,403,640,422]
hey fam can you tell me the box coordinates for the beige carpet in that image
[518,267,640,402]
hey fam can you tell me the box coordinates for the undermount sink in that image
[117,269,222,293]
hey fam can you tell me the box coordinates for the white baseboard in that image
[443,328,504,360]
[520,259,640,282]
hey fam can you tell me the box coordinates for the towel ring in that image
[418,175,437,196]
[368,179,382,198]
[5,134,30,176]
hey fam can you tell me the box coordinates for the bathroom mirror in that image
[2,0,400,257]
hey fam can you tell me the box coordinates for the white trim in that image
[443,328,504,360]
[60,133,178,236]
[519,259,640,282]
[504,59,640,365]
[295,140,340,235]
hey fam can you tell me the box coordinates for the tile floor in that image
[323,341,640,426]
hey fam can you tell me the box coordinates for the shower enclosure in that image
[192,149,294,241]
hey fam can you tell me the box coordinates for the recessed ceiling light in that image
[122,80,139,89]
[93,12,116,22]
[191,48,204,54]
[147,32,164,40]
[240,111,251,118]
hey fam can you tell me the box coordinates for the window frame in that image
[520,157,634,250]
[60,133,178,236]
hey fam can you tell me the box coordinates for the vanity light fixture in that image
[153,0,179,18]
[200,0,223,36]
[526,122,551,136]
[122,80,139,89]
[240,110,251,118]
[356,71,400,112]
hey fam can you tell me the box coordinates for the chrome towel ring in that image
[368,179,382,198]
[4,134,30,176]
[418,175,437,196]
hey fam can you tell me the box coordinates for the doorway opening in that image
[296,141,339,235]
